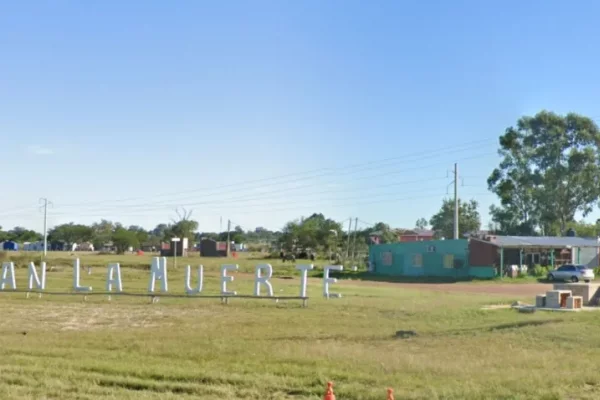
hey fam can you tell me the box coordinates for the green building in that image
[369,239,472,278]
[369,239,498,279]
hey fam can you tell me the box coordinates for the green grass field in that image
[0,252,599,399]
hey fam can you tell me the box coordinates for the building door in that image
[526,253,540,266]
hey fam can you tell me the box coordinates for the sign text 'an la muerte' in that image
[0,257,344,301]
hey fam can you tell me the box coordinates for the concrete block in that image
[536,295,546,308]
[553,283,600,306]
[566,296,583,310]
[546,290,571,308]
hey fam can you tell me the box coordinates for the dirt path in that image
[338,280,553,296]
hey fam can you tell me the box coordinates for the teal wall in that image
[370,240,471,278]
[468,266,496,279]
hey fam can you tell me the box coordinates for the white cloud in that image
[26,145,54,155]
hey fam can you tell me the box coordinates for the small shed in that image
[160,238,189,257]
[199,238,227,257]
[2,241,18,251]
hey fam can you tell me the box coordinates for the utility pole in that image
[39,198,52,257]
[345,218,352,258]
[453,163,459,240]
[226,219,231,257]
[350,217,358,260]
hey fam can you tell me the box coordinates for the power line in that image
[51,138,496,209]
[3,187,497,223]
[54,175,449,214]
[0,205,41,220]
[39,191,496,219]
[357,219,376,227]
[43,185,487,217]
[49,151,495,214]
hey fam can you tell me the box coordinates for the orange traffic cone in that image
[323,381,335,400]
[387,388,394,400]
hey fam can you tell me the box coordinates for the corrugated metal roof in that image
[396,228,435,236]
[490,236,600,248]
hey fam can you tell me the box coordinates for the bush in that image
[265,251,281,259]
[531,264,549,277]
[245,243,265,252]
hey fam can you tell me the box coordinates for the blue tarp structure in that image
[2,241,18,251]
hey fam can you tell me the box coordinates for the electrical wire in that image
[50,138,496,209]
[47,151,495,214]
[34,191,496,219]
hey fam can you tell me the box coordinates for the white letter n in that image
[148,257,168,293]
[28,262,46,290]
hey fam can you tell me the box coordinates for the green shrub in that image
[531,264,549,277]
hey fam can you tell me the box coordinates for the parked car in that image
[547,264,595,283]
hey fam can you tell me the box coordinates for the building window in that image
[443,254,454,268]
[381,251,393,266]
[412,254,423,267]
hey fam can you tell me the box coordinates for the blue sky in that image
[2,0,600,233]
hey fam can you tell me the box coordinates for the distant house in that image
[396,229,435,242]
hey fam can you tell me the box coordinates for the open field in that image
[0,252,599,399]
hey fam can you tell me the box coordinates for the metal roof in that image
[490,236,600,248]
[396,228,435,236]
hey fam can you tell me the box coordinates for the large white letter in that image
[185,265,204,294]
[1,262,16,290]
[148,257,168,293]
[220,264,238,296]
[323,265,343,298]
[106,263,123,293]
[296,264,314,297]
[73,259,92,292]
[254,264,274,297]
[28,262,46,290]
